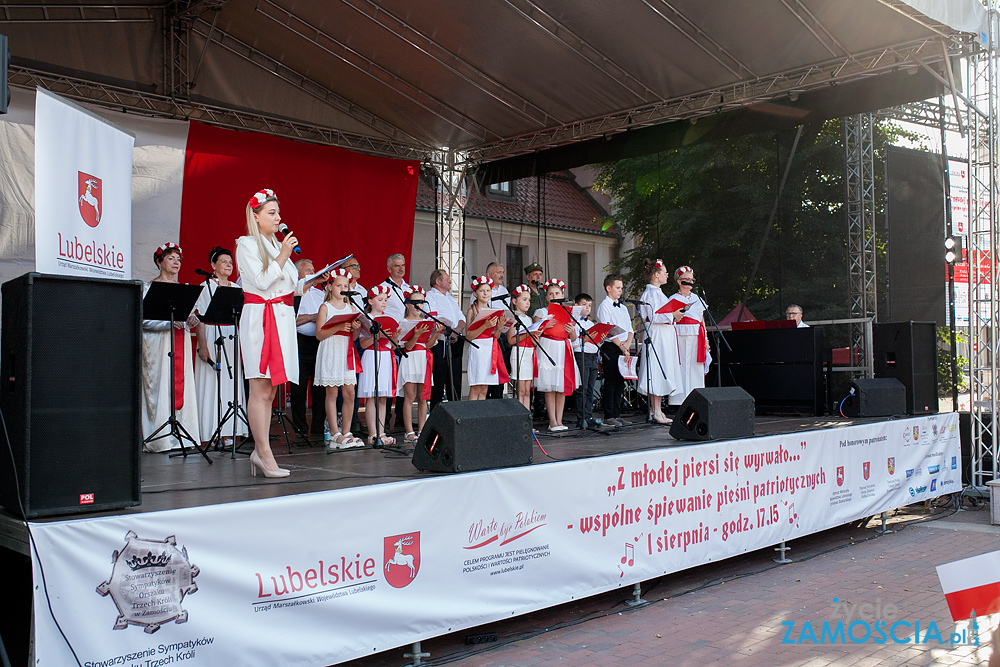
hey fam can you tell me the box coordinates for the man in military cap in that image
[524,262,548,315]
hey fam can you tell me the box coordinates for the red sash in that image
[476,331,510,385]
[677,316,708,363]
[173,328,186,409]
[335,330,362,372]
[244,292,294,386]
[408,344,434,400]
[542,330,576,396]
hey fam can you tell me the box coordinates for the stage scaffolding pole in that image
[431,149,469,302]
[844,112,877,379]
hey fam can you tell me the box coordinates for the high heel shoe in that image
[249,451,290,478]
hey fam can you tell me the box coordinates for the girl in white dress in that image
[397,286,442,442]
[358,284,400,446]
[532,279,579,432]
[465,276,506,400]
[237,188,305,478]
[506,284,540,411]
[667,265,712,406]
[636,258,680,424]
[193,246,246,449]
[315,269,362,450]
[141,243,201,452]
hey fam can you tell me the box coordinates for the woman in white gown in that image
[666,265,711,406]
[193,245,247,449]
[636,258,680,425]
[236,189,306,478]
[141,243,201,452]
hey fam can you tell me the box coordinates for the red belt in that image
[173,328,186,410]
[476,333,510,385]
[409,344,434,400]
[244,292,294,386]
[335,330,362,372]
[542,332,576,395]
[676,317,707,363]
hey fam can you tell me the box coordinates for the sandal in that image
[382,434,396,446]
[404,431,418,443]
[341,433,364,449]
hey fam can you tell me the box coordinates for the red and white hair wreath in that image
[542,278,566,290]
[470,275,494,290]
[511,284,530,298]
[153,242,182,263]
[248,188,277,210]
[324,268,352,284]
[403,286,426,300]
[368,284,391,299]
[675,265,693,280]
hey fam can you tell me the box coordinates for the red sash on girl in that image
[375,337,399,397]
[173,328,186,409]
[408,344,434,400]
[678,316,708,363]
[334,329,362,372]
[542,327,576,396]
[476,331,510,385]
[244,292,294,386]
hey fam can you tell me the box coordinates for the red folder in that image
[584,323,622,345]
[656,298,687,314]
[400,320,435,344]
[320,312,361,330]
[373,315,398,337]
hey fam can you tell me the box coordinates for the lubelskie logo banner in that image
[77,171,102,227]
[383,532,421,588]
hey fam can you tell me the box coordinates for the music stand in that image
[141,281,210,463]
[199,286,251,458]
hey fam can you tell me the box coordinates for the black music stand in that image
[199,286,251,458]
[141,281,210,463]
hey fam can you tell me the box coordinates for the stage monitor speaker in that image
[669,387,755,441]
[412,399,533,473]
[841,378,907,417]
[873,321,938,414]
[0,273,143,518]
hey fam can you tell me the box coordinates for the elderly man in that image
[290,258,329,441]
[469,261,510,307]
[426,268,467,411]
[383,253,411,322]
[785,304,809,328]
[524,262,548,315]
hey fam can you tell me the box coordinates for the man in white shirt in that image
[597,275,636,427]
[383,253,411,322]
[290,259,328,440]
[785,304,809,328]
[426,268,467,410]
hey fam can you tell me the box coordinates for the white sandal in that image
[404,431,418,443]
[339,432,364,449]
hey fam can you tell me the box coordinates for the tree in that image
[595,119,919,322]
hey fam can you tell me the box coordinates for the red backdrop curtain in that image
[179,122,420,287]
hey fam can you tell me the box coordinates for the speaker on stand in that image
[0,273,143,518]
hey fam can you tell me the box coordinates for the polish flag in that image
[936,550,1000,621]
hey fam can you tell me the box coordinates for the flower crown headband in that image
[675,265,693,280]
[511,284,530,298]
[542,278,566,290]
[470,275,494,290]
[248,188,277,210]
[323,268,353,285]
[368,284,391,298]
[404,286,426,300]
[153,242,182,264]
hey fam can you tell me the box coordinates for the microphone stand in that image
[554,302,612,365]
[633,296,669,423]
[692,285,730,388]
[349,295,408,449]
[416,303,479,402]
[501,300,554,406]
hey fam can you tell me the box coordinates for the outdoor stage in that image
[4,411,961,667]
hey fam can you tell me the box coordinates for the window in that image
[506,246,525,288]
[486,181,516,202]
[567,252,584,299]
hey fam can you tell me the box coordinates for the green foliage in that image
[937,325,969,396]
[595,119,918,320]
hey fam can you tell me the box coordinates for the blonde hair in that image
[244,197,279,267]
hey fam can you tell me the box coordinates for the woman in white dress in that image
[141,243,201,452]
[396,286,442,441]
[465,276,506,400]
[193,245,246,449]
[667,265,711,406]
[236,188,305,478]
[532,278,579,432]
[636,258,680,425]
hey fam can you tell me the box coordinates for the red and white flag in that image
[936,550,1000,621]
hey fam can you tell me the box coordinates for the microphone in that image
[530,280,543,286]
[680,280,695,287]
[489,293,510,302]
[194,268,215,279]
[404,299,425,305]
[548,297,568,303]
[621,298,649,306]
[277,223,302,254]
[342,290,363,297]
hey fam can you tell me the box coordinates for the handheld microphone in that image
[277,223,302,254]
[194,268,215,279]
[621,298,649,306]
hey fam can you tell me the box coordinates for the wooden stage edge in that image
[0,413,913,555]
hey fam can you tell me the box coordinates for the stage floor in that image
[6,413,895,528]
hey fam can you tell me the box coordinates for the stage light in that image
[945,235,965,264]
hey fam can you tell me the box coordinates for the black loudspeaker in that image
[0,273,143,518]
[669,387,755,441]
[873,321,938,414]
[841,378,907,417]
[412,399,533,472]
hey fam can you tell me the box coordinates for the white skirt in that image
[396,347,432,395]
[511,344,536,381]
[315,335,357,387]
[668,333,707,405]
[534,337,580,394]
[637,323,679,397]
[466,337,500,386]
[357,348,396,399]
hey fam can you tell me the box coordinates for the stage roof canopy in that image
[2,0,989,172]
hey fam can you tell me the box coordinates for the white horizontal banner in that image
[31,413,959,667]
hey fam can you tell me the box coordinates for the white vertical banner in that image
[34,88,134,279]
